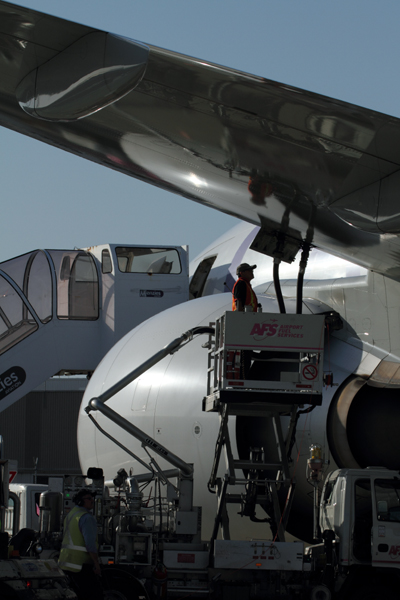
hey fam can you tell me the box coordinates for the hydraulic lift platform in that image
[204,311,325,410]
[203,311,326,546]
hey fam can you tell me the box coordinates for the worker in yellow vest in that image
[58,489,103,600]
[232,263,258,312]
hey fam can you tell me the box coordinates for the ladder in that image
[204,395,298,545]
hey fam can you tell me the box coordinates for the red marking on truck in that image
[373,559,400,564]
[250,323,278,338]
[227,344,322,350]
[178,553,195,563]
[389,545,400,559]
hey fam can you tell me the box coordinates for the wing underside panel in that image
[1,1,400,278]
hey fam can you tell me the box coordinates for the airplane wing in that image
[1,1,400,278]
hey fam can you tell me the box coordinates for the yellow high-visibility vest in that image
[58,506,94,572]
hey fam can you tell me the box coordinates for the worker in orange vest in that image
[232,263,258,312]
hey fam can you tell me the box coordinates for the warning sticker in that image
[302,364,318,381]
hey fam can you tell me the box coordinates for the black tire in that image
[310,584,331,600]
[102,567,150,600]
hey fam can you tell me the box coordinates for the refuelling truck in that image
[23,464,400,600]
[6,312,400,599]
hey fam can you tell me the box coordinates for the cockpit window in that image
[115,248,181,274]
[189,256,217,299]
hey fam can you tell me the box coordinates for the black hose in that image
[158,478,162,533]
[296,270,304,315]
[273,260,286,314]
[189,326,215,336]
[296,242,311,314]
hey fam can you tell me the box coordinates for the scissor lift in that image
[203,311,326,546]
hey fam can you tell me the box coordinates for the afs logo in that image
[389,545,400,559]
[250,322,278,340]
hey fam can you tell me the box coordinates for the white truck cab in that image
[5,483,48,536]
[320,467,400,570]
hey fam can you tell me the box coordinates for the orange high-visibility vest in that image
[232,278,257,312]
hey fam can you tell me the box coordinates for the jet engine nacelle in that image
[77,293,400,542]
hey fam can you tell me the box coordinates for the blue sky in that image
[1,0,400,263]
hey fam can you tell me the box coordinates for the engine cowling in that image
[327,375,400,470]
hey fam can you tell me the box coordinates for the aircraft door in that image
[111,245,189,340]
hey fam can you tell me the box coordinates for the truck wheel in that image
[310,584,331,600]
[102,567,150,600]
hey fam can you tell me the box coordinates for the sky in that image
[2,0,400,263]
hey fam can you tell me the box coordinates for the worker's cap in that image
[236,263,257,275]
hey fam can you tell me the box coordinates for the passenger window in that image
[0,250,52,324]
[53,251,99,320]
[25,251,52,323]
[68,254,99,319]
[0,275,38,354]
[102,249,112,274]
[60,256,71,281]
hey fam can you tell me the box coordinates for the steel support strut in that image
[85,326,214,477]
